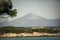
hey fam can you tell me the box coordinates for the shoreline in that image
[0,32,60,37]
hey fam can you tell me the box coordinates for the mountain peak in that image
[23,13,40,20]
[0,12,60,27]
[27,12,40,16]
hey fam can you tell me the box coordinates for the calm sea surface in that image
[0,37,60,40]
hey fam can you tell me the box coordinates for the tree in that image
[0,0,17,17]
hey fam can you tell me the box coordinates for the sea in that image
[0,37,60,40]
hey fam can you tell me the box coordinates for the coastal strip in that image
[0,32,60,37]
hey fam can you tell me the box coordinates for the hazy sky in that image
[12,0,60,19]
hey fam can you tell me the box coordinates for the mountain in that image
[0,13,60,27]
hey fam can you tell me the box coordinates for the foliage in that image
[0,26,60,35]
[0,0,17,17]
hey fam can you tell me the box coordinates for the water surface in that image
[0,37,60,40]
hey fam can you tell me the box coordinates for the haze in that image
[12,0,60,20]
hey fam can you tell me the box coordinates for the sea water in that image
[0,37,60,40]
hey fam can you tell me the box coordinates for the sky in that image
[0,0,60,22]
[11,0,60,20]
[0,0,60,26]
